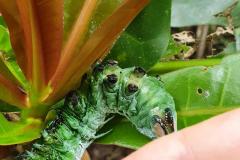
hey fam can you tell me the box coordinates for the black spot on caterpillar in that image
[17,61,176,160]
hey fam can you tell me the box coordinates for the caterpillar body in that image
[18,61,177,160]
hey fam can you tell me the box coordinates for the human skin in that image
[123,109,240,160]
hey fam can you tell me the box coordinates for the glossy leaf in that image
[107,0,171,69]
[0,54,19,86]
[149,59,222,74]
[0,25,27,89]
[0,16,6,26]
[162,55,240,128]
[0,25,12,54]
[0,114,42,145]
[0,26,18,84]
[0,0,63,93]
[61,0,126,69]
[63,0,125,44]
[0,1,26,73]
[48,0,149,104]
[33,0,63,82]
[171,0,235,27]
[97,117,150,149]
[98,55,240,149]
[16,0,63,91]
[0,55,28,90]
[0,74,27,108]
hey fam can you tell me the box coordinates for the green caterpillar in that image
[17,61,177,160]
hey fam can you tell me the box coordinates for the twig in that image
[196,25,209,58]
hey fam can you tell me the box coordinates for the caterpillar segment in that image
[18,61,176,160]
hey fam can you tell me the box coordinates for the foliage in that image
[0,0,239,154]
[107,0,171,70]
[0,113,42,145]
[0,25,12,54]
[0,0,149,145]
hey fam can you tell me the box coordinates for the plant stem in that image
[148,58,222,74]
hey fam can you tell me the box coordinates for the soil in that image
[0,144,134,160]
[88,144,134,160]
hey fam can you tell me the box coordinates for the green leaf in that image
[171,0,236,27]
[64,0,125,42]
[162,54,240,129]
[149,59,221,74]
[235,28,240,51]
[1,57,28,90]
[98,55,240,149]
[106,0,171,70]
[0,16,6,27]
[0,25,12,54]
[97,116,150,149]
[0,100,19,112]
[0,114,42,145]
[232,1,240,28]
[0,25,28,90]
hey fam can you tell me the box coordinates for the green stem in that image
[148,59,222,74]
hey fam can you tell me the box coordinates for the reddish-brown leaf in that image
[0,74,27,108]
[16,0,63,91]
[47,0,149,103]
[0,1,27,76]
[33,0,63,82]
[0,0,63,94]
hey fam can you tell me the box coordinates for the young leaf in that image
[0,1,27,75]
[0,25,12,54]
[47,0,149,104]
[63,0,125,46]
[107,0,172,69]
[16,0,63,91]
[32,0,63,82]
[0,114,42,145]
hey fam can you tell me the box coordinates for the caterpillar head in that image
[93,61,177,138]
[128,75,177,138]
